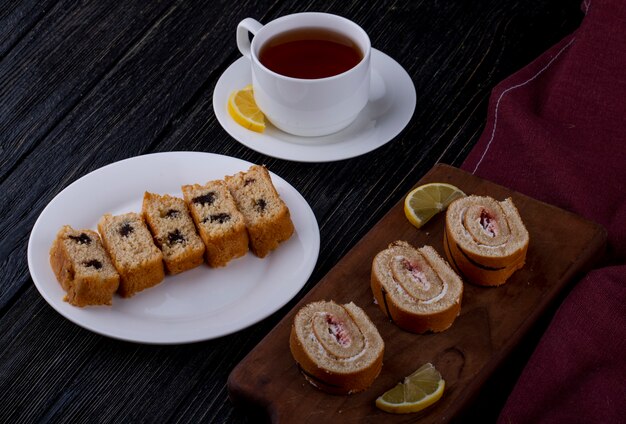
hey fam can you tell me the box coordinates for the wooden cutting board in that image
[227,164,606,423]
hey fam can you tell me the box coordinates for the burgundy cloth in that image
[460,0,626,422]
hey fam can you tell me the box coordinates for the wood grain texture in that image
[228,164,606,423]
[0,0,58,58]
[0,0,173,182]
[0,0,583,423]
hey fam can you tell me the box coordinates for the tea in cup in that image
[236,13,371,137]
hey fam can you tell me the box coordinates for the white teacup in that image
[236,13,371,137]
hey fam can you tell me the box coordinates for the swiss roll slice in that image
[444,195,529,286]
[371,241,463,333]
[289,300,384,395]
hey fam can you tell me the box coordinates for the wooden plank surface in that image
[0,0,584,422]
[228,164,606,422]
[0,0,58,58]
[0,0,174,182]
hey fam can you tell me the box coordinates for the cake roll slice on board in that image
[289,300,384,395]
[182,180,248,267]
[98,212,165,297]
[142,192,205,274]
[225,165,294,258]
[371,241,464,334]
[49,226,120,307]
[444,195,529,286]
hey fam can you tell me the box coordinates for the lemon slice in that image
[376,363,445,414]
[227,86,265,132]
[404,183,466,228]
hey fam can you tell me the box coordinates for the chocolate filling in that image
[192,192,216,206]
[119,223,134,237]
[204,213,230,224]
[444,230,467,278]
[445,230,506,271]
[255,198,267,213]
[167,229,186,246]
[164,209,180,218]
[381,286,395,324]
[83,259,102,270]
[69,233,92,245]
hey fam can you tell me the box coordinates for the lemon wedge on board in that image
[376,362,445,414]
[404,183,466,228]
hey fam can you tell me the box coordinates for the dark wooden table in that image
[0,1,582,422]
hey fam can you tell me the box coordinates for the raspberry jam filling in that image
[401,258,431,291]
[479,209,498,237]
[326,314,351,347]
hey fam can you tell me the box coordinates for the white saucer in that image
[213,49,416,162]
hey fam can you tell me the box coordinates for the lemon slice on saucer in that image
[404,183,466,229]
[376,363,445,414]
[227,85,265,133]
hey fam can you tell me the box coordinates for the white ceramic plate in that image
[28,152,320,344]
[213,49,416,162]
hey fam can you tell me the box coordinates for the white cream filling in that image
[388,255,445,305]
[392,255,431,291]
[307,315,368,364]
[421,281,448,304]
[460,207,508,248]
[393,279,413,302]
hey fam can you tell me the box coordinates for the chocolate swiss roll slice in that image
[444,195,529,286]
[371,241,463,333]
[289,300,384,395]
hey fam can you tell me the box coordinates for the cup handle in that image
[237,18,263,59]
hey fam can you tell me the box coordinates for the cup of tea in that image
[236,12,371,137]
